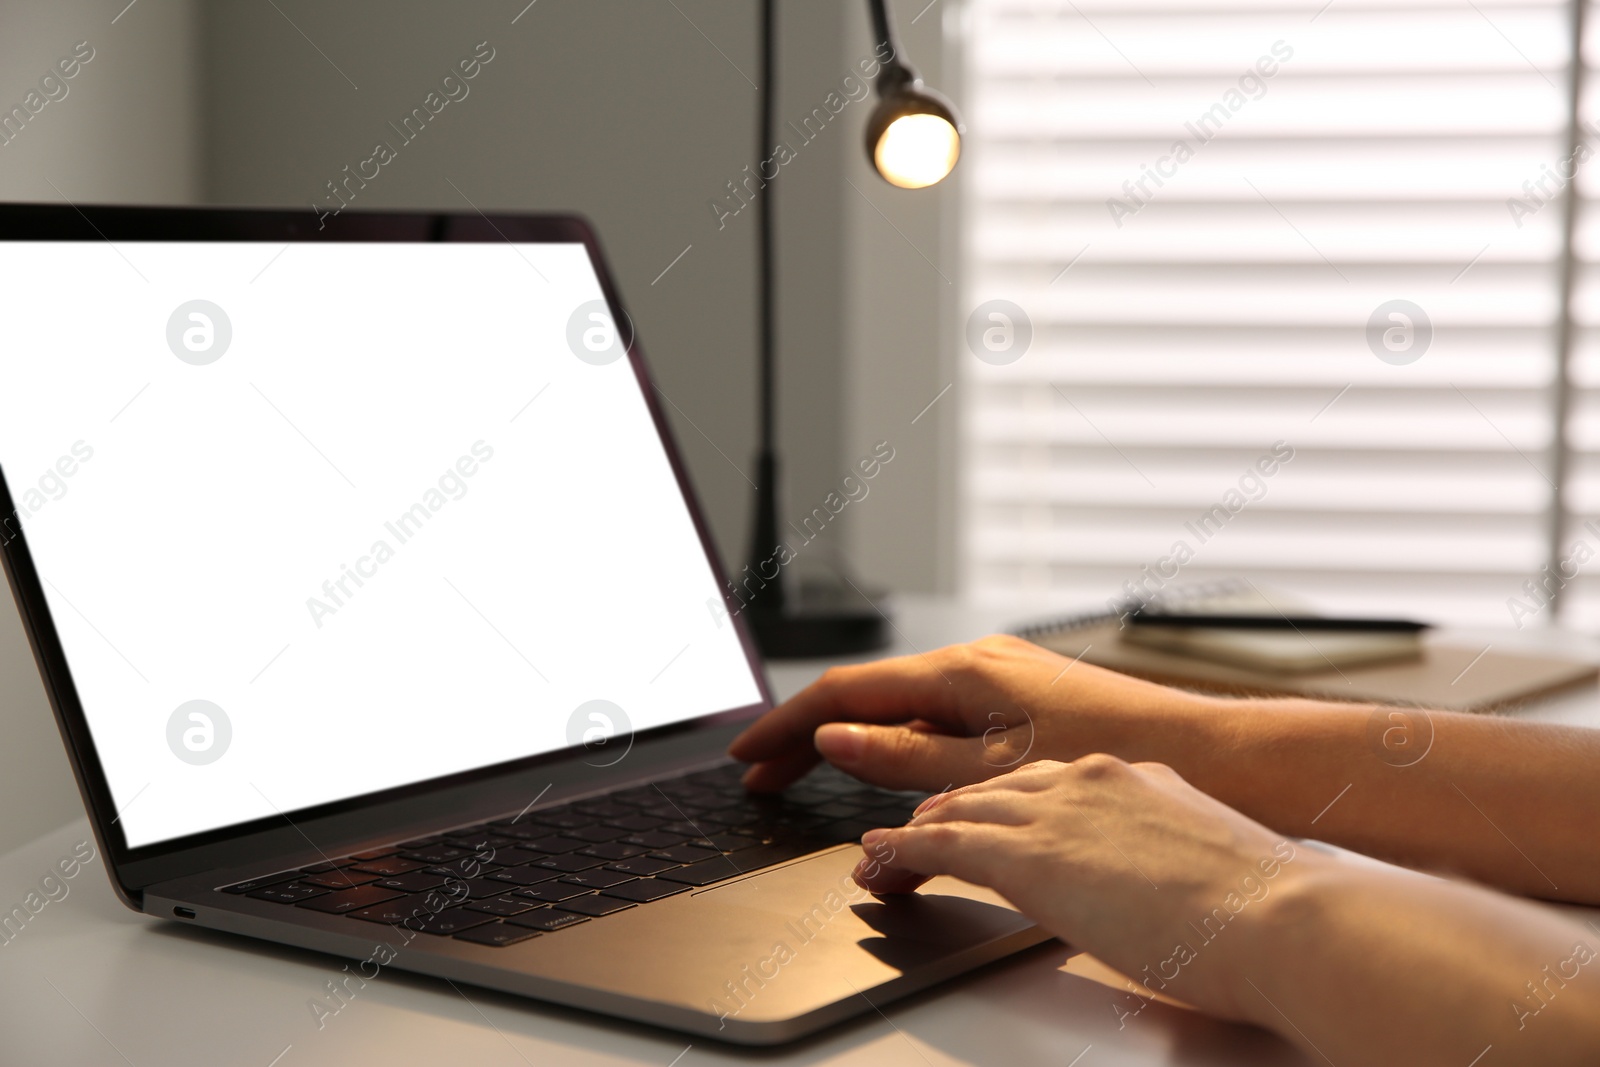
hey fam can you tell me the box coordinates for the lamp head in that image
[865,65,962,189]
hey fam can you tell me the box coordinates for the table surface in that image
[3,597,1597,1067]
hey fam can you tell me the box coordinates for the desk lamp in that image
[742,0,963,658]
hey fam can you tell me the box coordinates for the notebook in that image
[1013,585,1599,714]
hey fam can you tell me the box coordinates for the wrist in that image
[1215,842,1342,1026]
[1085,685,1241,775]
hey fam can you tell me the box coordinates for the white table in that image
[3,598,1596,1067]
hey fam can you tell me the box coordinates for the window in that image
[962,0,1583,628]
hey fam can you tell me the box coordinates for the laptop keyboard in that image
[217,762,922,947]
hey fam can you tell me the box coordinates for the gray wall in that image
[844,0,963,595]
[199,0,852,577]
[0,0,204,855]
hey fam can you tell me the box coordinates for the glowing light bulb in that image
[873,112,960,189]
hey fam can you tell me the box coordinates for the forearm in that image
[1229,855,1600,1066]
[1114,695,1600,903]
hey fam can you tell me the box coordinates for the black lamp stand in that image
[739,0,892,659]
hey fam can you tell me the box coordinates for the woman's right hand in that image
[729,634,1220,793]
[852,756,1308,1028]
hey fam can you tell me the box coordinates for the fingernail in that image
[816,722,867,762]
[861,827,889,847]
[912,792,947,818]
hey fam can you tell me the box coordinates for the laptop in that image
[0,205,1046,1044]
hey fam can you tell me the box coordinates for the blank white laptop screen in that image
[0,240,762,850]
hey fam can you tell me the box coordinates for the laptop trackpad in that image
[520,845,1042,1035]
[697,848,1032,968]
[692,846,1037,972]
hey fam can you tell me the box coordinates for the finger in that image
[814,722,999,791]
[852,822,1009,896]
[907,789,1036,828]
[905,758,1073,814]
[739,748,823,793]
[853,832,931,895]
[740,721,994,794]
[727,649,982,765]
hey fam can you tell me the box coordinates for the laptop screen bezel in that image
[0,203,773,901]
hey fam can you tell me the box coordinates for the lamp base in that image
[744,580,892,660]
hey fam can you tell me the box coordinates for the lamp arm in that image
[866,0,916,91]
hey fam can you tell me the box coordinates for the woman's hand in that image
[852,757,1600,1066]
[854,756,1303,1026]
[729,634,1218,793]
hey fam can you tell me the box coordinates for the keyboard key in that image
[221,871,299,894]
[479,847,547,868]
[533,853,605,873]
[539,813,596,830]
[526,836,582,855]
[488,866,561,887]
[402,907,496,936]
[426,861,502,880]
[734,842,820,869]
[859,807,914,828]
[454,922,542,947]
[494,822,556,841]
[620,831,687,850]
[350,847,401,861]
[658,820,729,836]
[577,841,648,861]
[607,856,681,877]
[562,825,627,843]
[516,882,590,903]
[604,815,667,833]
[401,846,467,865]
[570,801,635,818]
[814,801,867,819]
[351,857,428,877]
[349,898,431,925]
[561,868,635,889]
[301,870,380,889]
[247,882,329,903]
[372,872,449,893]
[426,882,473,908]
[507,908,590,932]
[689,834,763,853]
[650,845,721,865]
[466,895,540,916]
[558,894,636,917]
[655,857,745,887]
[602,878,692,903]
[630,804,685,821]
[444,833,517,851]
[446,877,517,900]
[297,885,407,914]
[299,858,361,874]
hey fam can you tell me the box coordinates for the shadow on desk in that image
[143,920,1312,1066]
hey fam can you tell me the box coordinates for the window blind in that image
[1559,4,1600,628]
[962,0,1577,627]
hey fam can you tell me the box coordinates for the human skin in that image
[730,634,1600,902]
[848,758,1600,1066]
[728,635,1600,1064]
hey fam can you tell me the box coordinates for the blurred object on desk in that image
[1013,583,1598,713]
